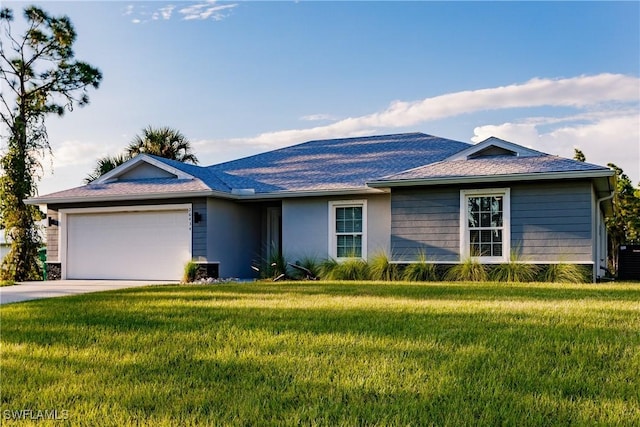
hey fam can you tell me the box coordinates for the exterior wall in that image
[390,180,595,264]
[206,198,261,278]
[391,187,460,262]
[282,193,391,262]
[511,182,592,262]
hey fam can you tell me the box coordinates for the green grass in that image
[1,282,639,426]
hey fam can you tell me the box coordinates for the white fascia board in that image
[235,187,389,201]
[445,137,543,161]
[95,154,194,184]
[367,169,615,188]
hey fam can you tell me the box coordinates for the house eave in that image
[368,170,615,188]
[25,189,234,206]
[235,187,389,201]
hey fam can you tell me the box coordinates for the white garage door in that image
[66,208,191,280]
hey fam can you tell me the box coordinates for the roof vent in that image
[231,188,255,195]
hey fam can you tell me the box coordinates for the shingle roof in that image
[36,178,212,202]
[375,154,611,182]
[29,132,613,203]
[207,133,471,193]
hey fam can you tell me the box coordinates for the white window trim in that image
[459,188,510,263]
[328,200,367,260]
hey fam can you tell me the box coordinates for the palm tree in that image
[126,126,198,164]
[84,154,129,184]
[84,126,198,183]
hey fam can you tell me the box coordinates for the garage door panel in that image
[67,209,191,280]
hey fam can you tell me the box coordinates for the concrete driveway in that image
[0,280,178,305]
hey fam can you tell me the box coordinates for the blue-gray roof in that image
[206,133,472,193]
[375,154,611,183]
[28,132,614,203]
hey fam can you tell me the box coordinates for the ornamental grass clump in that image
[320,257,369,280]
[542,263,590,283]
[182,261,198,283]
[491,252,540,283]
[445,258,489,282]
[368,252,399,281]
[402,251,437,282]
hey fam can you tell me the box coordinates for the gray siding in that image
[391,188,460,262]
[282,194,391,262]
[192,199,207,259]
[511,182,592,262]
[390,181,595,263]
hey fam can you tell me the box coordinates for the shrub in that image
[541,264,591,283]
[182,261,198,283]
[491,261,539,283]
[318,258,339,280]
[402,251,437,282]
[445,258,489,282]
[289,256,322,280]
[368,252,399,281]
[321,257,369,280]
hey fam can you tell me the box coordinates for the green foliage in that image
[573,148,586,162]
[127,126,198,164]
[445,258,489,282]
[402,251,437,282]
[368,252,399,281]
[255,244,287,280]
[491,252,540,282]
[84,153,129,184]
[182,261,199,283]
[0,6,101,280]
[319,257,339,280]
[85,126,198,183]
[320,257,369,280]
[2,282,639,425]
[541,264,590,284]
[606,163,640,273]
[289,255,322,280]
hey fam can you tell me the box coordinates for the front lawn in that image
[1,282,639,426]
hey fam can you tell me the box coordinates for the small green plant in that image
[289,255,322,280]
[402,251,437,282]
[1,279,16,287]
[368,252,399,281]
[318,257,339,280]
[445,258,489,282]
[321,256,369,280]
[541,263,590,283]
[491,251,540,282]
[182,261,199,283]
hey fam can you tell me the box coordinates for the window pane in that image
[493,243,502,257]
[470,230,480,243]
[337,234,362,258]
[480,213,490,227]
[493,230,502,243]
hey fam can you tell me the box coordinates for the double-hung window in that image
[460,189,510,262]
[329,200,367,259]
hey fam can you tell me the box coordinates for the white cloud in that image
[472,113,640,183]
[179,1,238,21]
[153,5,175,21]
[193,73,639,182]
[300,114,339,122]
[221,73,638,146]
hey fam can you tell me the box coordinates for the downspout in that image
[595,190,615,281]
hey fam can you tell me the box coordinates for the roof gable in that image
[96,154,194,183]
[446,137,543,161]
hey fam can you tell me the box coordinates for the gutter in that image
[367,169,615,188]
[25,186,389,206]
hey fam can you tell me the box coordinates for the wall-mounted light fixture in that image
[47,217,58,227]
[194,212,202,224]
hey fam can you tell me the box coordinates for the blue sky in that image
[3,1,639,195]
